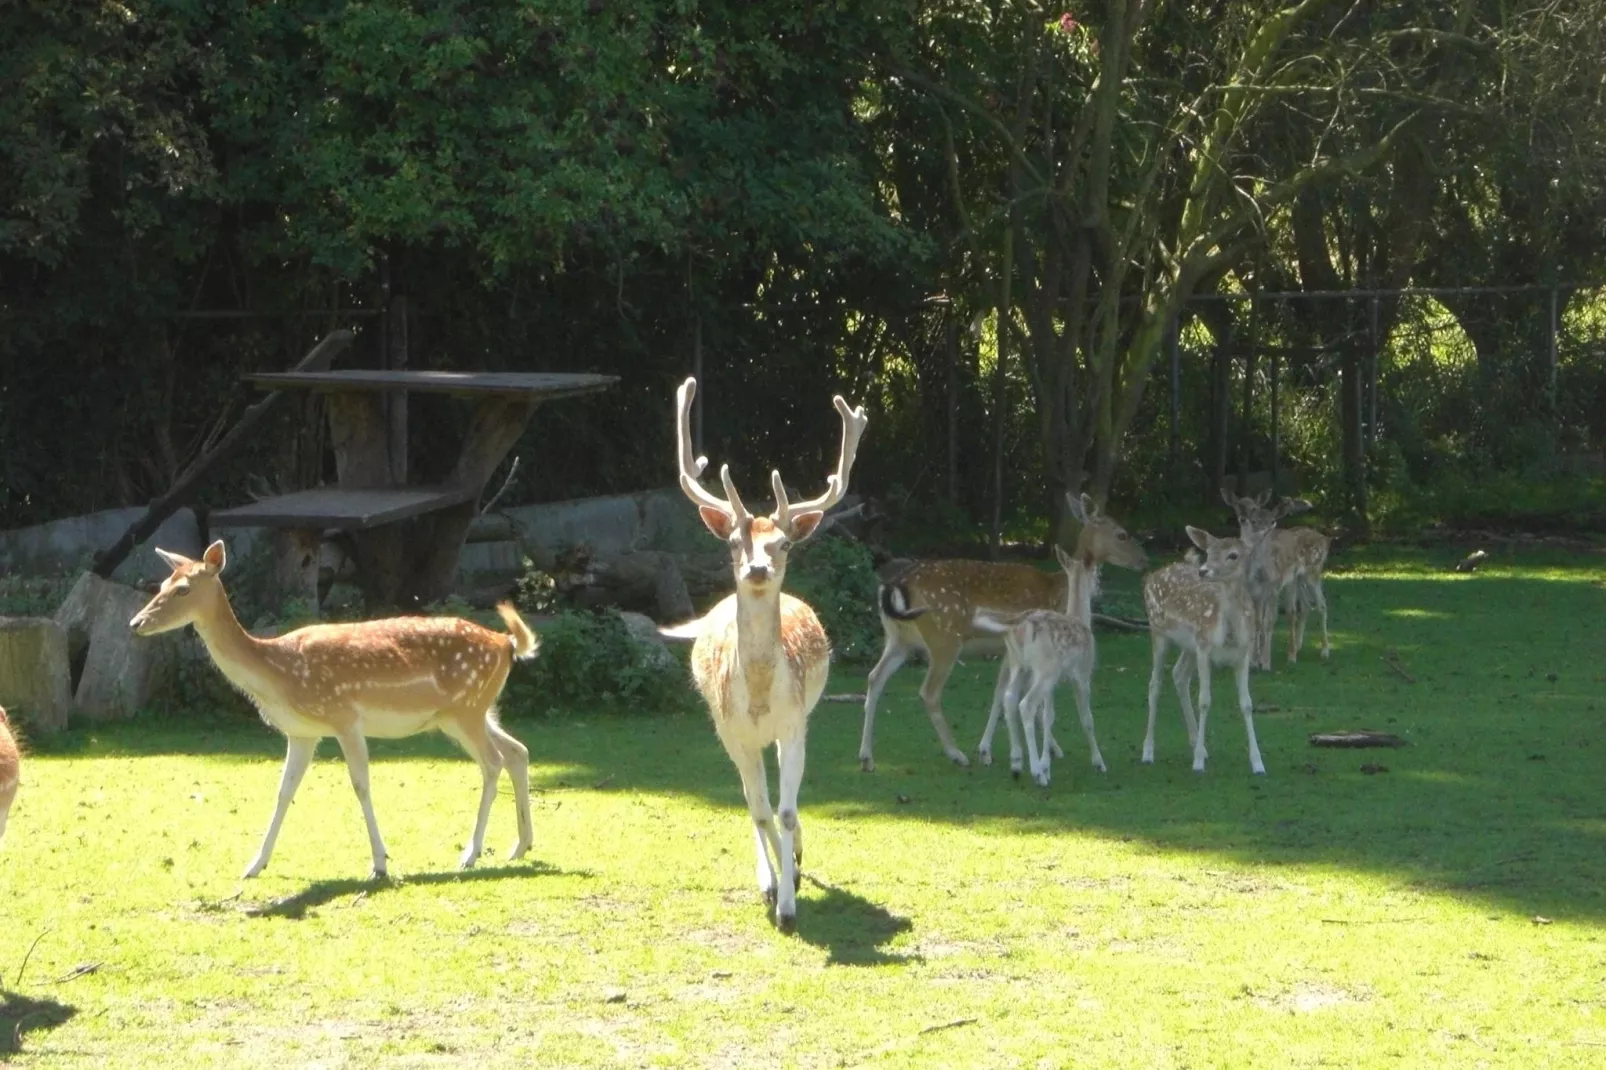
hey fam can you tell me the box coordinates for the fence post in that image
[1239,296,1257,490]
[1367,294,1380,451]
[385,295,409,485]
[1270,299,1281,494]
[946,312,960,507]
[1168,312,1181,476]
[692,311,704,457]
[1548,284,1560,417]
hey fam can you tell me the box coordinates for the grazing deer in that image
[971,544,1099,787]
[0,706,18,845]
[664,376,866,931]
[860,493,1147,772]
[1141,525,1267,775]
[130,541,540,879]
[1222,490,1333,668]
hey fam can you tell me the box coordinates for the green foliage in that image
[506,609,693,718]
[784,534,882,663]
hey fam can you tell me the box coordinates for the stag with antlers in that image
[663,376,866,931]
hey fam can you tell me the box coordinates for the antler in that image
[675,377,751,521]
[771,395,869,527]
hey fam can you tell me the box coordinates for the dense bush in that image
[784,534,883,663]
[505,609,695,718]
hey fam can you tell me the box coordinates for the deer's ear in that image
[154,547,192,571]
[699,506,736,541]
[1065,492,1088,524]
[1185,525,1212,551]
[1053,544,1076,572]
[1220,487,1238,509]
[788,510,825,542]
[1254,488,1272,507]
[201,540,228,572]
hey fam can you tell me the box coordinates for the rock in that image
[54,572,183,722]
[0,616,72,733]
[617,611,678,671]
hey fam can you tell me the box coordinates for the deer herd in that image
[0,376,1333,934]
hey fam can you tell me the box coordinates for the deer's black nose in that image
[745,564,771,583]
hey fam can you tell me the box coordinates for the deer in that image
[129,541,541,880]
[1222,489,1333,668]
[662,375,866,931]
[0,706,18,845]
[970,543,1100,788]
[1141,525,1268,775]
[859,493,1147,772]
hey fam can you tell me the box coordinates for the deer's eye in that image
[174,584,191,597]
[1227,551,1239,561]
[773,538,792,554]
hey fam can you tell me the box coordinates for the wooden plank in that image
[211,485,478,531]
[242,369,619,399]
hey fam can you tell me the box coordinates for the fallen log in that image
[1309,731,1408,749]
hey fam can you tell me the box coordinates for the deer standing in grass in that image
[0,706,18,845]
[1141,525,1268,775]
[860,494,1147,772]
[130,541,540,879]
[1223,490,1332,668]
[665,376,866,931]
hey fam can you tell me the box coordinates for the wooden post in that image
[1270,300,1281,495]
[1168,313,1180,476]
[386,296,409,485]
[1238,297,1257,490]
[1368,294,1380,449]
[946,312,959,507]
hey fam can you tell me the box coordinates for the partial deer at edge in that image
[130,542,541,879]
[0,706,18,846]
[661,376,866,932]
[860,493,1147,771]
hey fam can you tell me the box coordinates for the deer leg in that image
[1143,634,1168,764]
[1237,654,1266,775]
[859,632,910,772]
[1191,649,1213,774]
[774,734,807,932]
[439,717,505,871]
[917,644,970,767]
[1309,576,1331,661]
[334,729,390,879]
[1170,650,1202,757]
[243,736,318,879]
[976,660,1012,766]
[1282,582,1305,663]
[999,663,1027,777]
[730,745,781,905]
[487,719,534,861]
[1019,683,1046,787]
[1032,684,1058,787]
[1072,673,1105,773]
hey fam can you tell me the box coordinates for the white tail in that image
[669,376,866,931]
[130,540,540,879]
[862,492,1147,771]
[1141,524,1267,775]
[0,706,18,846]
[972,545,1102,788]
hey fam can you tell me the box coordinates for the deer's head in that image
[1185,525,1258,584]
[1221,488,1309,540]
[674,377,868,595]
[1065,492,1148,571]
[130,540,229,636]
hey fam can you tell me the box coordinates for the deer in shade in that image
[1222,489,1332,668]
[0,706,18,845]
[860,493,1147,771]
[130,541,541,879]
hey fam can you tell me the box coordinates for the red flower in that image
[1059,12,1078,33]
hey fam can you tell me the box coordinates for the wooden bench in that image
[213,368,618,610]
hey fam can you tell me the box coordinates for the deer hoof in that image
[776,909,797,935]
[859,757,876,773]
[950,752,971,768]
[978,749,993,766]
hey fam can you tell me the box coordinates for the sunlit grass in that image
[1,546,1604,1067]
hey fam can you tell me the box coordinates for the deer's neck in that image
[191,595,284,701]
[1063,563,1098,630]
[734,584,784,667]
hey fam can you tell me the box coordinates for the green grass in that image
[3,546,1605,1067]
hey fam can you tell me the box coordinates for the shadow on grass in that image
[32,553,1606,925]
[240,860,583,920]
[0,989,76,1055]
[793,874,918,967]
